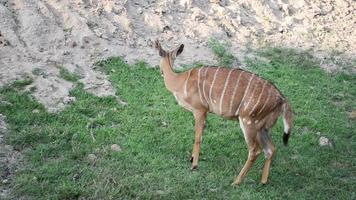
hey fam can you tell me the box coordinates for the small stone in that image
[348,110,356,119]
[63,96,76,104]
[70,41,77,48]
[319,136,332,147]
[156,190,165,195]
[63,50,70,55]
[111,144,122,152]
[161,121,167,126]
[88,154,97,162]
[278,27,285,33]
[32,109,40,113]
[137,7,143,14]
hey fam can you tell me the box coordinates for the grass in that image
[59,67,81,82]
[208,38,235,67]
[0,47,355,199]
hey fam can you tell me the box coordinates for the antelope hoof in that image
[261,179,268,185]
[231,181,241,187]
[191,165,198,170]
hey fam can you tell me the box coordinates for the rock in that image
[191,8,205,21]
[180,0,193,9]
[161,121,167,127]
[348,110,356,119]
[63,50,70,56]
[111,144,122,152]
[319,136,333,147]
[87,154,97,162]
[63,96,76,104]
[278,27,285,33]
[32,109,40,113]
[156,190,165,195]
[210,0,227,6]
[69,41,77,48]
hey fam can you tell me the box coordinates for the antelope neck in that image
[160,56,183,92]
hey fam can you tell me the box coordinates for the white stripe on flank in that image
[243,78,259,112]
[229,71,244,114]
[184,69,192,97]
[202,68,209,104]
[209,68,220,105]
[235,73,255,116]
[249,80,267,116]
[257,85,271,115]
[197,68,205,105]
[219,69,234,115]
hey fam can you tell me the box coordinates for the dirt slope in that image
[0,0,355,112]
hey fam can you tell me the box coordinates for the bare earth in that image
[0,0,355,111]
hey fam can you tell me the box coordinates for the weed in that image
[59,67,81,82]
[208,38,235,67]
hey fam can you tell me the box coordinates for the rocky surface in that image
[0,0,355,112]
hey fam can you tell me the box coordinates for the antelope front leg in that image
[191,111,207,170]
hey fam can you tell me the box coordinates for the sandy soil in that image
[0,0,355,111]
[0,1,355,198]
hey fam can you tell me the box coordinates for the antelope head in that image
[154,40,184,76]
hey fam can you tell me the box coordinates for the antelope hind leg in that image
[232,119,261,185]
[258,129,276,184]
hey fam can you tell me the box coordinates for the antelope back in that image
[185,67,284,119]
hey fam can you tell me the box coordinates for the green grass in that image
[208,38,235,67]
[0,48,355,199]
[59,67,81,82]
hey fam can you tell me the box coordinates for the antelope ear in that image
[171,44,184,59]
[176,44,184,57]
[154,40,166,57]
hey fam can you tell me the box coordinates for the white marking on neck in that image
[257,85,271,115]
[219,69,234,115]
[249,80,267,116]
[209,68,220,105]
[184,69,192,97]
[229,71,244,114]
[197,68,205,105]
[235,73,255,116]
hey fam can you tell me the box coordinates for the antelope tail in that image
[282,100,293,146]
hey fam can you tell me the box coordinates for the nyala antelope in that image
[154,40,293,185]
